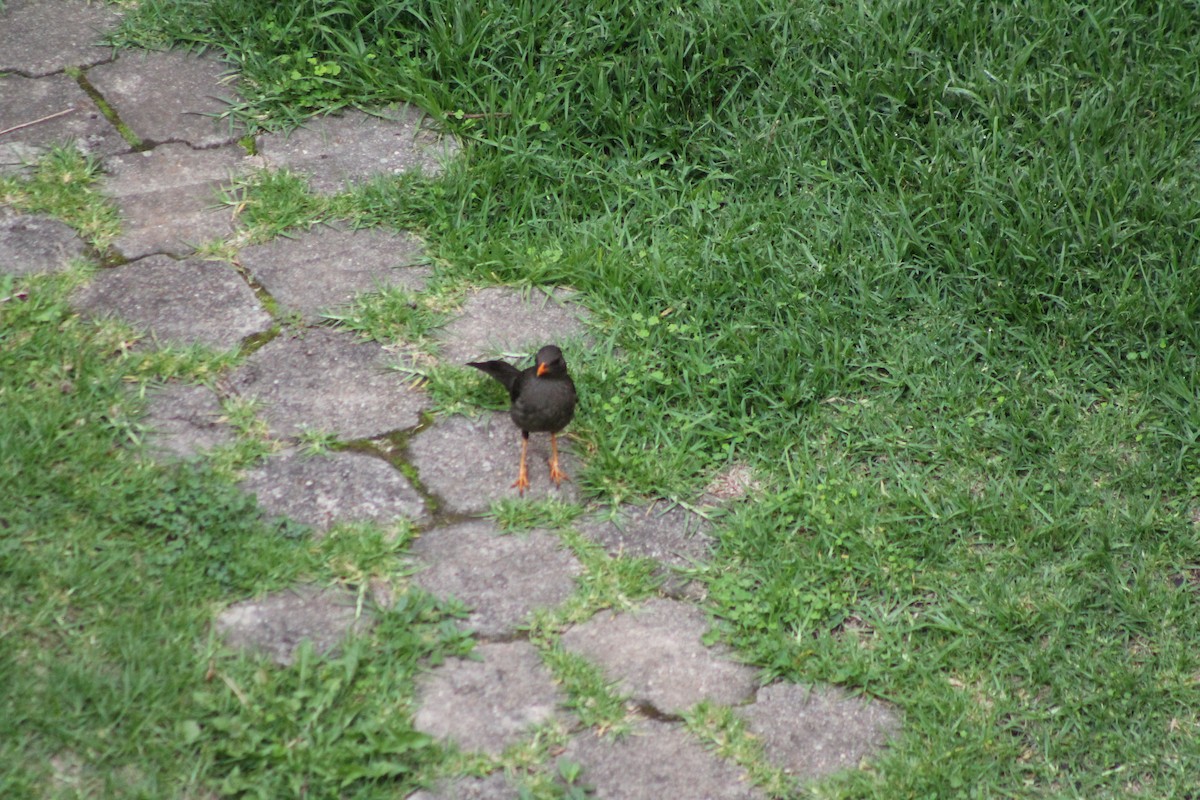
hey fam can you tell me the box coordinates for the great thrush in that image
[467,344,577,495]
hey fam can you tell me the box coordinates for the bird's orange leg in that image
[548,433,570,486]
[513,432,530,495]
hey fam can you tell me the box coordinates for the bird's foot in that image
[512,470,530,496]
[548,462,571,486]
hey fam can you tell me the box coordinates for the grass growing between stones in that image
[3,0,1197,796]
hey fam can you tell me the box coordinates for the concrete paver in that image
[256,106,457,194]
[437,286,590,365]
[0,73,126,175]
[736,683,901,782]
[408,520,582,638]
[0,208,89,275]
[88,50,245,148]
[73,254,271,350]
[237,222,431,321]
[240,448,427,533]
[0,0,120,77]
[141,382,235,461]
[576,502,714,597]
[407,412,582,513]
[407,773,517,800]
[560,598,759,715]
[229,327,429,440]
[215,584,372,666]
[562,720,766,800]
[413,640,567,755]
[102,142,249,259]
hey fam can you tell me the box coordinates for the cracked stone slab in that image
[576,503,714,597]
[0,208,89,275]
[407,413,581,514]
[562,720,765,800]
[88,49,245,148]
[241,448,426,533]
[102,142,248,259]
[215,584,372,666]
[73,254,271,350]
[141,382,235,461]
[407,773,517,800]
[0,73,126,175]
[229,327,429,440]
[560,598,758,715]
[0,0,121,77]
[437,287,590,365]
[408,520,581,638]
[256,106,458,195]
[413,641,567,755]
[237,223,430,321]
[735,683,901,782]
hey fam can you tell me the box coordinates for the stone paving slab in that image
[215,584,372,666]
[0,208,89,276]
[73,254,272,350]
[237,223,431,321]
[0,0,120,77]
[736,683,900,782]
[577,502,714,597]
[256,106,457,195]
[437,286,590,365]
[407,773,517,800]
[241,448,427,533]
[141,382,235,461]
[560,598,758,715]
[102,142,249,259]
[408,520,582,638]
[88,49,245,148]
[562,720,766,800]
[413,641,567,755]
[408,412,582,514]
[0,73,127,175]
[229,327,430,440]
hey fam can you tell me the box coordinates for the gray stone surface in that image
[407,773,516,800]
[437,287,589,365]
[141,382,235,461]
[0,208,89,275]
[0,0,120,77]
[237,223,430,321]
[0,73,126,175]
[562,720,765,800]
[215,584,372,665]
[577,503,714,595]
[408,413,581,514]
[229,327,429,439]
[560,599,758,715]
[413,641,566,755]
[241,448,426,532]
[88,49,245,148]
[257,106,457,194]
[102,142,248,259]
[73,254,271,350]
[408,520,581,638]
[736,683,900,781]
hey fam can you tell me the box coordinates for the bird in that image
[467,344,577,496]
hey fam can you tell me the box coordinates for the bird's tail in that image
[466,359,522,393]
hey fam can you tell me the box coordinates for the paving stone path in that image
[1,2,901,797]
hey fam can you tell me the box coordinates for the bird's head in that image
[535,345,568,377]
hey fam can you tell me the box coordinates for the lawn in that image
[3,0,1200,797]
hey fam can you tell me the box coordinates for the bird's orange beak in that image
[536,362,549,377]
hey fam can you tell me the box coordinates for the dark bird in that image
[467,344,577,496]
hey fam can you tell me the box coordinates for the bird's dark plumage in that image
[468,345,577,494]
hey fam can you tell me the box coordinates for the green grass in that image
[3,0,1198,796]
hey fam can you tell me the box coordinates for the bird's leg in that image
[513,431,531,496]
[548,432,570,486]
